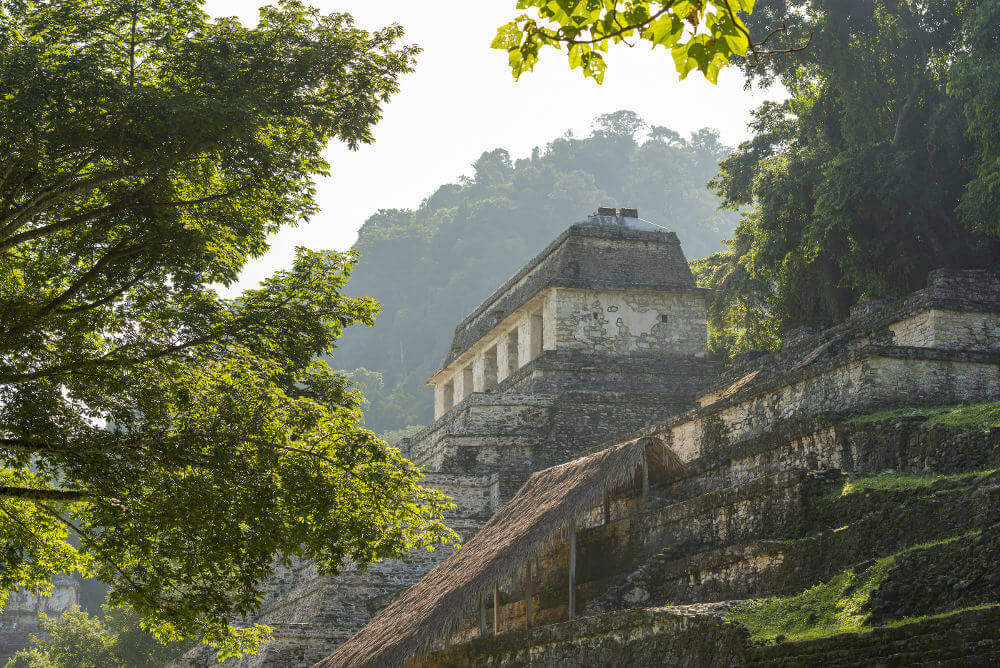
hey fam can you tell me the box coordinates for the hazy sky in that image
[203,0,783,292]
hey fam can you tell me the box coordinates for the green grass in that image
[847,406,950,424]
[847,400,1000,431]
[925,401,1000,430]
[724,534,978,642]
[829,469,995,497]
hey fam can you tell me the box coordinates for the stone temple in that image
[171,208,724,666]
[316,219,1000,664]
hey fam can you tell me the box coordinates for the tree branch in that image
[0,486,88,502]
[0,137,212,248]
[54,268,150,315]
[535,6,673,46]
[0,331,215,384]
[6,240,152,335]
[0,438,68,455]
[0,196,137,252]
[722,1,813,68]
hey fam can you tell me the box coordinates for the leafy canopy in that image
[493,0,804,83]
[0,0,454,658]
[694,0,1000,355]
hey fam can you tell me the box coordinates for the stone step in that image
[750,608,1000,666]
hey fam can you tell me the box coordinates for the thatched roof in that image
[316,436,680,668]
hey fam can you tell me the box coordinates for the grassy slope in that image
[847,400,1000,431]
[724,534,989,642]
[832,469,995,496]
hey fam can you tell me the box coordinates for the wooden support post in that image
[493,581,500,636]
[603,493,610,524]
[641,457,650,502]
[525,560,532,629]
[568,520,577,620]
[480,593,487,638]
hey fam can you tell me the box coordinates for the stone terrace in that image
[382,269,1000,667]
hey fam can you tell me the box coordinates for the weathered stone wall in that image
[890,308,1000,351]
[421,605,1000,667]
[551,288,707,357]
[657,350,1000,465]
[423,473,501,520]
[699,268,1000,405]
[500,350,718,395]
[416,607,749,668]
[867,523,1000,625]
[614,472,997,611]
[451,469,827,639]
[662,416,1000,504]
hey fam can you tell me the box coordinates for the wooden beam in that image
[568,520,577,620]
[603,493,610,524]
[525,560,532,629]
[493,581,500,636]
[641,457,650,501]
[480,593,487,638]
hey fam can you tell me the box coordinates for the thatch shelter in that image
[316,436,682,668]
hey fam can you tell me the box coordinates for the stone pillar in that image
[483,346,499,389]
[506,329,520,376]
[497,333,513,383]
[529,310,544,359]
[455,364,474,402]
[433,383,444,419]
[517,316,532,369]
[472,355,487,392]
[434,380,454,419]
[543,290,560,351]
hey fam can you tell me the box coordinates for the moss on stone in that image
[830,469,995,497]
[925,401,1000,430]
[847,400,1000,430]
[724,534,979,642]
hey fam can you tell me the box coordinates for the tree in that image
[0,0,454,658]
[696,0,1000,355]
[5,603,186,668]
[493,0,810,83]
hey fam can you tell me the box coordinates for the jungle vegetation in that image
[5,601,187,668]
[695,0,1000,354]
[0,0,454,658]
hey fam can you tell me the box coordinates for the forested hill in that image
[331,110,737,434]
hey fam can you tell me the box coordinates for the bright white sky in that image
[203,0,783,293]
